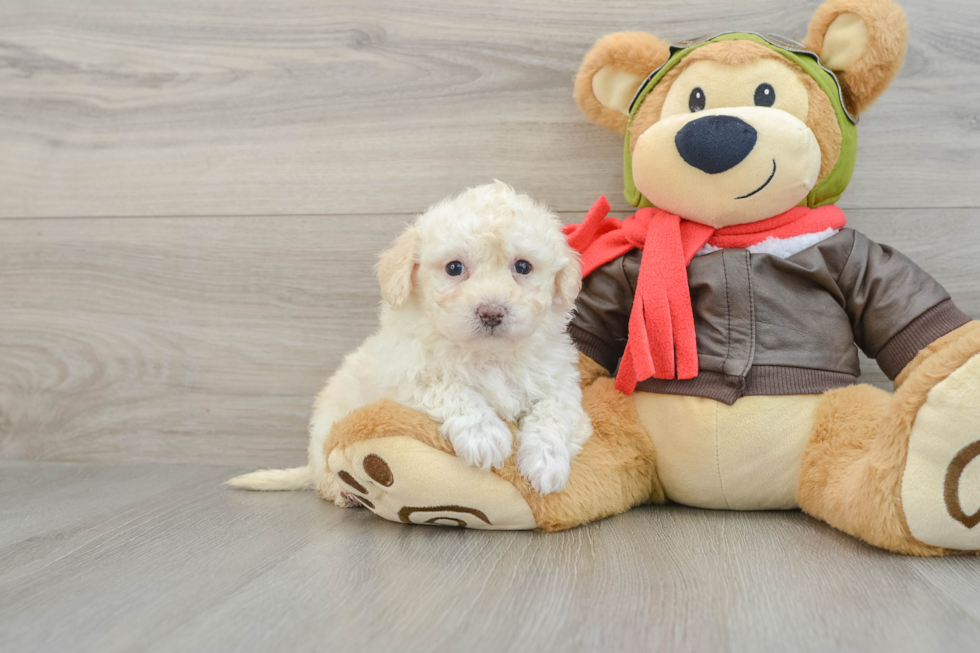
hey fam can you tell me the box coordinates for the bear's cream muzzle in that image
[631,106,821,228]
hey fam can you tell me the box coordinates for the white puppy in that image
[228,182,592,500]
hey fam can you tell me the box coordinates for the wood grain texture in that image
[1,462,980,653]
[0,214,406,465]
[0,0,978,218]
[2,209,977,465]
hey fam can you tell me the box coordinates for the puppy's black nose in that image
[477,304,506,328]
[675,115,757,174]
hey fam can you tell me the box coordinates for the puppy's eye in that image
[446,261,465,277]
[514,260,533,275]
[754,83,775,107]
[688,87,706,112]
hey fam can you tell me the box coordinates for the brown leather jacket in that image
[569,228,970,404]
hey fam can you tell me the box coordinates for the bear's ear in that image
[575,32,671,134]
[803,0,909,115]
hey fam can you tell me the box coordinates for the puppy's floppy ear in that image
[575,32,671,134]
[376,228,419,308]
[554,254,583,310]
[803,0,908,115]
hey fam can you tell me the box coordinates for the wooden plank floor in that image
[2,0,980,650]
[3,462,980,653]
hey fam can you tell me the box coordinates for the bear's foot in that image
[902,352,980,550]
[328,436,536,530]
[799,322,980,555]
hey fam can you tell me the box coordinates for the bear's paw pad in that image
[327,436,536,530]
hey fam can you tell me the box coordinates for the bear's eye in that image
[754,83,776,107]
[514,260,533,275]
[688,87,706,112]
[446,261,465,277]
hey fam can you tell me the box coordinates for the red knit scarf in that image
[563,196,847,394]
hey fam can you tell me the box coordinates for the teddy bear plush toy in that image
[324,0,980,555]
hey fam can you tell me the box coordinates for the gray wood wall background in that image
[2,0,978,468]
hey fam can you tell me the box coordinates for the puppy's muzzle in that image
[477,304,507,328]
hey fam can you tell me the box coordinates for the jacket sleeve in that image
[836,231,971,379]
[568,253,636,374]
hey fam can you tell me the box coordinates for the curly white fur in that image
[228,182,592,499]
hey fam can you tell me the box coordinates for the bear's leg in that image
[324,354,663,531]
[798,322,980,555]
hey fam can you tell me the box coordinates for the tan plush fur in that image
[627,41,843,183]
[326,354,662,532]
[326,398,451,459]
[576,351,611,387]
[895,321,980,389]
[803,0,909,115]
[574,32,670,135]
[798,322,980,556]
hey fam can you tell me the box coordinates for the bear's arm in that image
[834,230,971,380]
[567,252,638,374]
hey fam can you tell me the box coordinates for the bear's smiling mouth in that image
[735,159,777,200]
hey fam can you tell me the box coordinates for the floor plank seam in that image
[1,206,979,221]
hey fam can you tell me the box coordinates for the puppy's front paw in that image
[517,436,570,495]
[441,416,512,471]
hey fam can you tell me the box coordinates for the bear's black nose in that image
[674,115,758,174]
